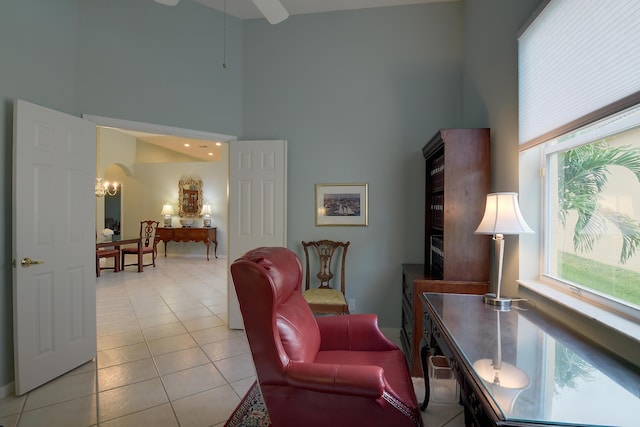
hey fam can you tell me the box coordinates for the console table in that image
[154,227,217,260]
[420,292,639,427]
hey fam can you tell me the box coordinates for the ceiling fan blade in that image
[252,0,289,24]
[154,0,180,6]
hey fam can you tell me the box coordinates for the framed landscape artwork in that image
[315,183,368,226]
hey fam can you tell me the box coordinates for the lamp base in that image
[483,293,512,310]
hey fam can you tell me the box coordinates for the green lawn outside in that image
[560,252,640,306]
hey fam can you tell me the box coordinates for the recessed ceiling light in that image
[184,143,190,147]
[208,152,214,156]
[216,142,222,146]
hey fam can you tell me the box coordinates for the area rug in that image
[225,378,430,427]
[225,382,271,427]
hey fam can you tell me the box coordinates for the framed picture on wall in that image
[315,183,368,226]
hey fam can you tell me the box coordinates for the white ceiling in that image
[192,0,455,21]
[109,129,223,162]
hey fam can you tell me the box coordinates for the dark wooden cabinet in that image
[401,128,491,376]
[423,128,491,280]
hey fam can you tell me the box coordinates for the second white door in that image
[227,140,287,329]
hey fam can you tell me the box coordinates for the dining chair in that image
[301,240,350,315]
[96,247,120,277]
[121,220,159,270]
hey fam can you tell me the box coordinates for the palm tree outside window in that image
[544,105,640,309]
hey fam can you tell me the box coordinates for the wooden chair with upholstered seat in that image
[301,240,350,315]
[96,247,120,277]
[121,220,159,270]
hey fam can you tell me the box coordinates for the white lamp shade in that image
[200,204,213,216]
[161,204,174,216]
[475,193,534,235]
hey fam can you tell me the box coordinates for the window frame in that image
[517,0,640,342]
[518,107,640,332]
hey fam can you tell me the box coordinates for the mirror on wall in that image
[104,192,121,234]
[178,177,203,217]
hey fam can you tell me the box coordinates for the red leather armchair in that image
[230,247,423,427]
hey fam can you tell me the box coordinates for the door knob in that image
[20,257,44,267]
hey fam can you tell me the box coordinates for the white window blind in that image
[518,0,640,147]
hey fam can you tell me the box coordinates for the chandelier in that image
[95,177,119,197]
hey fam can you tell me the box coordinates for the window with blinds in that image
[518,0,640,148]
[518,0,640,316]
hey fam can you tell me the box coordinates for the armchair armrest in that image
[287,360,385,398]
[317,314,397,352]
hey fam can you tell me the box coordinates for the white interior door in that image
[13,100,97,395]
[227,140,287,329]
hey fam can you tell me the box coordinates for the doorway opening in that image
[86,113,237,331]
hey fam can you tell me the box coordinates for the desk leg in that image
[137,241,143,272]
[420,343,430,411]
[214,241,218,258]
[205,242,210,261]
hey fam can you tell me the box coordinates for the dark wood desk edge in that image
[419,292,503,425]
[402,264,488,377]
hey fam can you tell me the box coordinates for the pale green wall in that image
[0,0,543,390]
[96,128,137,235]
[461,0,543,295]
[0,0,242,390]
[0,0,80,392]
[99,128,137,180]
[75,0,244,137]
[243,3,464,326]
[129,150,229,257]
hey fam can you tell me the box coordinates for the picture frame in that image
[315,183,368,226]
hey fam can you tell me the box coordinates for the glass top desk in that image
[419,292,640,427]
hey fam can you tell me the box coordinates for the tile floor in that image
[0,255,463,427]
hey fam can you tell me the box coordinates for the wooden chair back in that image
[302,240,350,314]
[121,220,159,270]
[140,220,159,248]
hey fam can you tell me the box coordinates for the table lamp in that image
[161,203,174,227]
[475,193,533,309]
[201,203,213,228]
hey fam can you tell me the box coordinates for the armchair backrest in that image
[231,247,320,385]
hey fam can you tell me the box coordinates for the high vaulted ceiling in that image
[125,0,455,161]
[192,0,455,21]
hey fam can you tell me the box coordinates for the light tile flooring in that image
[0,256,463,427]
